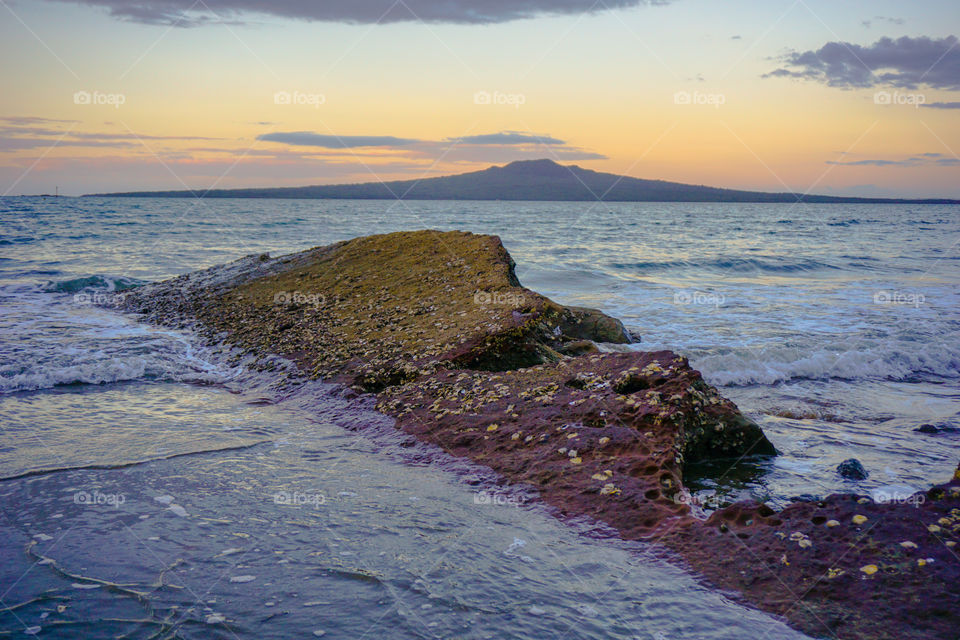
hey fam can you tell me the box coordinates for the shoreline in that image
[119,229,960,640]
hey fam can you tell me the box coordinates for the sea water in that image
[2,196,957,638]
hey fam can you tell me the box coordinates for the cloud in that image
[437,145,606,163]
[0,119,227,153]
[47,0,665,26]
[450,132,565,145]
[0,116,79,126]
[764,35,960,89]
[826,153,959,167]
[862,16,904,29]
[257,130,606,162]
[923,101,960,109]
[0,122,607,194]
[256,132,422,148]
[0,137,136,151]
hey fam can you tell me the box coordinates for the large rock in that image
[126,231,633,390]
[120,229,959,640]
[123,230,770,536]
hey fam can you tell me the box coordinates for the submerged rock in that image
[837,458,869,480]
[916,422,959,435]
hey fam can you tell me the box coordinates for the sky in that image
[0,0,958,197]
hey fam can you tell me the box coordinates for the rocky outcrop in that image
[127,231,632,391]
[120,230,959,640]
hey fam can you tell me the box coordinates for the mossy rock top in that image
[126,230,630,389]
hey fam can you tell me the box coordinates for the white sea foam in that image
[0,286,238,393]
[693,341,960,386]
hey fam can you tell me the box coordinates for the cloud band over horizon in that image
[47,0,664,26]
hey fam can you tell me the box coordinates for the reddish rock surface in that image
[664,470,960,640]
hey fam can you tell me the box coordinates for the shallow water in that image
[1,373,812,639]
[1,197,958,637]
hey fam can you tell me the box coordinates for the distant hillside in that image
[87,159,960,204]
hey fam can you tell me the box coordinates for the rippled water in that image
[1,196,958,638]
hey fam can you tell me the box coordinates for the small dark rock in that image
[915,422,959,434]
[837,458,868,480]
[560,306,631,344]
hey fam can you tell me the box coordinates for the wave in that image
[43,275,146,293]
[609,257,841,275]
[826,219,861,227]
[696,342,960,386]
[0,353,235,394]
[0,236,35,245]
[0,441,271,482]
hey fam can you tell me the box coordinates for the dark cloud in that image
[47,0,665,26]
[923,101,960,109]
[450,132,565,145]
[764,35,960,89]
[257,132,422,148]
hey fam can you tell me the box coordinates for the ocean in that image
[1,196,957,639]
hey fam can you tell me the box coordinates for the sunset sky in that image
[1,0,958,197]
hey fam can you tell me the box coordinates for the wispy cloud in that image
[0,117,226,152]
[449,132,565,145]
[861,16,904,29]
[764,35,960,89]
[0,116,79,126]
[923,101,960,109]
[46,0,667,27]
[827,152,959,167]
[256,132,421,148]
